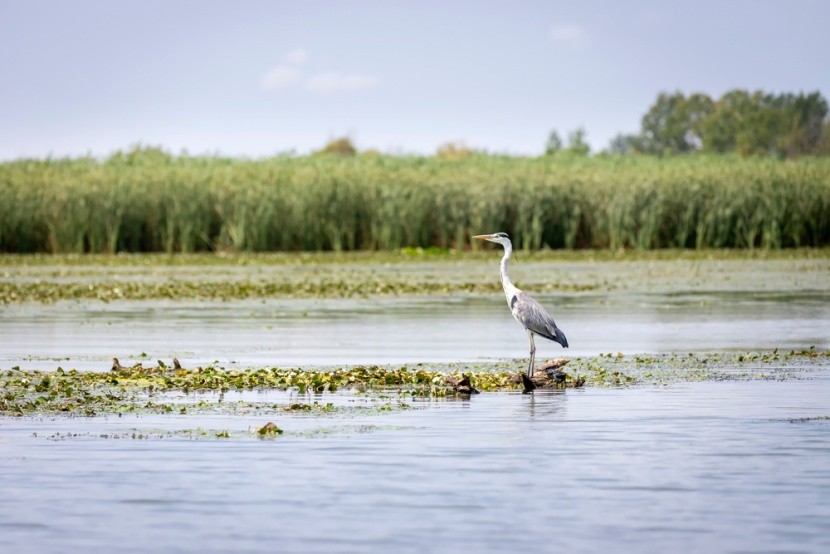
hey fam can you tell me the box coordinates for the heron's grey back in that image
[510,291,568,348]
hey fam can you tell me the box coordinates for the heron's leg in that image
[526,330,536,378]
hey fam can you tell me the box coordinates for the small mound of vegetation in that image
[2,349,826,417]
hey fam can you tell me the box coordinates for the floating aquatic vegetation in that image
[2,349,827,417]
[0,362,584,416]
[256,422,283,437]
[2,249,827,304]
[0,277,600,304]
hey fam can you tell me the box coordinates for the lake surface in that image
[1,379,829,553]
[2,256,829,552]
[2,290,829,371]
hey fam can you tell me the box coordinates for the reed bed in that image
[1,154,828,253]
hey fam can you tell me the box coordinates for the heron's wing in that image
[510,291,569,348]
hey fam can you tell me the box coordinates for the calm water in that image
[2,290,829,371]
[2,287,829,552]
[1,380,829,553]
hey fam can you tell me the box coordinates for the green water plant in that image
[2,155,828,253]
[2,349,827,417]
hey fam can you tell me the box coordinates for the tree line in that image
[547,89,829,158]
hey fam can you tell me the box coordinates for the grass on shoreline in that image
[2,247,830,266]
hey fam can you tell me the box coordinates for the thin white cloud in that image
[261,65,301,90]
[551,25,586,42]
[305,73,379,93]
[285,48,308,65]
[262,50,379,93]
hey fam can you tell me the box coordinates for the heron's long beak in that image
[472,234,493,241]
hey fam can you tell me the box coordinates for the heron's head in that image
[473,232,512,248]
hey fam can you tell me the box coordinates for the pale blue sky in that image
[1,0,828,160]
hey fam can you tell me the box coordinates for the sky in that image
[1,0,829,160]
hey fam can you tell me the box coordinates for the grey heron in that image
[473,233,568,378]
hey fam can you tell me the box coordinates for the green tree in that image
[640,91,714,155]
[780,92,828,157]
[314,137,357,156]
[545,130,563,155]
[684,93,715,149]
[606,133,642,155]
[107,144,174,166]
[699,89,750,154]
[700,89,828,158]
[816,120,830,156]
[435,141,478,160]
[565,128,590,156]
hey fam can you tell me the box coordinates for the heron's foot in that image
[521,373,536,394]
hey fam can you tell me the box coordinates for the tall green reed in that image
[0,153,827,253]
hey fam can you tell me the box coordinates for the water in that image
[2,262,829,552]
[1,380,829,553]
[2,290,828,371]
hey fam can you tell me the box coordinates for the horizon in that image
[2,0,829,161]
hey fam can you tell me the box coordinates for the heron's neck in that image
[499,243,519,299]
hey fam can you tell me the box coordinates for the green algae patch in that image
[566,348,830,386]
[283,402,338,413]
[40,423,421,442]
[45,428,255,441]
[3,250,828,305]
[2,349,827,417]
[0,277,598,304]
[0,363,584,416]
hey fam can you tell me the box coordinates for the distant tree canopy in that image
[604,89,829,158]
[545,130,563,155]
[435,141,482,160]
[566,128,591,156]
[107,144,175,166]
[321,91,828,160]
[314,137,357,156]
[545,128,591,157]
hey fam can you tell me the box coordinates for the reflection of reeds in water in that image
[1,152,828,253]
